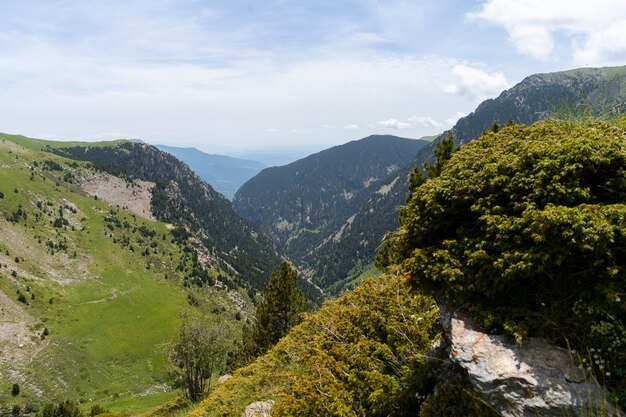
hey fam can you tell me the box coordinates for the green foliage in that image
[424,135,455,179]
[188,274,440,417]
[406,135,456,205]
[17,293,27,304]
[11,383,20,396]
[146,396,190,417]
[380,120,626,405]
[548,86,626,125]
[168,312,228,402]
[88,405,109,417]
[408,165,426,201]
[237,262,307,363]
[40,400,82,417]
[43,160,63,171]
[419,372,499,417]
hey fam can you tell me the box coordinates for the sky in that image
[1,0,626,153]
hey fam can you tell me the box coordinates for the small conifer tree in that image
[236,262,307,365]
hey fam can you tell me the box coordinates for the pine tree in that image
[238,262,307,364]
[407,165,426,202]
[424,134,455,179]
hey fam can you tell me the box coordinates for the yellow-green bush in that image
[188,273,440,417]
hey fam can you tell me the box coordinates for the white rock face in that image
[242,400,274,417]
[217,374,232,384]
[442,305,618,417]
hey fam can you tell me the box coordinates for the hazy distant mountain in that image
[230,144,329,167]
[234,135,430,292]
[156,145,266,200]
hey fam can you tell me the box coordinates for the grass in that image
[0,138,245,414]
[83,389,180,415]
[0,132,125,151]
[325,263,382,295]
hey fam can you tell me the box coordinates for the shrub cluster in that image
[379,120,626,405]
[190,274,440,417]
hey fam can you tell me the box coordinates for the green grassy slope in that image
[0,132,124,150]
[0,138,245,414]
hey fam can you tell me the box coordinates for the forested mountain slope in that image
[47,141,283,291]
[233,135,429,292]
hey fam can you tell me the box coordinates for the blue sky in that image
[1,0,625,151]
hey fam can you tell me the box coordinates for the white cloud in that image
[573,21,626,65]
[445,112,467,126]
[507,24,553,59]
[377,119,412,129]
[0,3,486,148]
[0,51,477,147]
[377,116,441,130]
[444,65,509,102]
[470,0,626,65]
[407,116,441,128]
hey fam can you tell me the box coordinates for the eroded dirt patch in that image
[78,171,156,221]
[0,289,46,397]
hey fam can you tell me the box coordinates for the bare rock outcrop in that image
[217,374,232,384]
[242,400,274,417]
[442,304,618,417]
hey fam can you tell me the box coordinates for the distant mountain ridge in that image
[233,135,430,292]
[155,145,266,200]
[448,65,626,145]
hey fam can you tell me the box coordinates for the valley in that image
[2,65,626,417]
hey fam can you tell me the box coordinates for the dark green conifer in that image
[424,135,455,179]
[236,262,307,365]
[252,262,306,353]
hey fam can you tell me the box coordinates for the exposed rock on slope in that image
[78,170,156,221]
[242,400,274,417]
[442,305,616,417]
